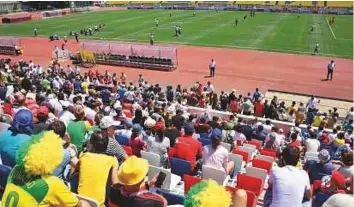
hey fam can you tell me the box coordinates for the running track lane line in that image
[326,18,337,40]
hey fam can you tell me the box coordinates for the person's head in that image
[337,132,345,140]
[100,116,121,136]
[255,88,259,92]
[207,81,211,86]
[74,108,85,121]
[211,128,222,149]
[318,149,331,164]
[37,106,49,123]
[131,124,142,137]
[90,131,108,153]
[184,123,195,136]
[330,171,346,189]
[257,124,264,132]
[10,109,33,135]
[94,113,104,126]
[290,132,297,142]
[117,156,149,192]
[281,146,300,166]
[184,180,232,207]
[331,60,334,63]
[265,119,271,125]
[134,109,143,119]
[341,150,353,167]
[48,120,66,138]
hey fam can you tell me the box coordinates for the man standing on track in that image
[74,32,79,43]
[33,28,37,36]
[313,42,319,55]
[327,60,335,81]
[209,59,216,77]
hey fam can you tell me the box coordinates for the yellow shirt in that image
[78,152,118,207]
[2,166,79,207]
[82,82,89,94]
[334,138,345,146]
[312,116,323,127]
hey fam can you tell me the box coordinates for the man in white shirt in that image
[58,101,75,126]
[234,124,246,145]
[304,132,320,153]
[202,128,234,176]
[326,60,335,81]
[306,95,319,113]
[209,59,216,77]
[206,81,214,93]
[262,119,273,135]
[268,146,312,207]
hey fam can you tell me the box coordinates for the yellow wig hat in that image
[16,131,64,176]
[184,180,232,207]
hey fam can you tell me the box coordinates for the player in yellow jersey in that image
[2,131,90,207]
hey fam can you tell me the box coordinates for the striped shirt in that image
[106,137,127,164]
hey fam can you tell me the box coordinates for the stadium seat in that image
[170,157,192,178]
[238,146,255,160]
[141,151,161,167]
[198,138,211,147]
[75,194,99,207]
[312,192,331,207]
[148,165,181,191]
[0,164,12,200]
[232,149,250,163]
[122,145,132,156]
[252,158,272,174]
[228,153,244,175]
[183,175,202,194]
[245,166,268,183]
[257,155,275,163]
[115,135,130,146]
[243,143,257,150]
[260,149,276,158]
[225,186,258,207]
[247,140,262,151]
[202,165,230,186]
[156,189,185,205]
[236,174,264,196]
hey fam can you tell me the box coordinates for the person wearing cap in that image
[71,131,119,207]
[322,176,354,207]
[1,131,90,207]
[67,108,92,152]
[308,149,339,183]
[267,146,312,207]
[33,105,50,134]
[58,100,75,126]
[130,123,147,157]
[203,128,234,176]
[319,170,347,195]
[100,116,128,164]
[174,123,203,172]
[116,119,133,139]
[147,122,170,167]
[0,109,33,167]
[109,156,167,207]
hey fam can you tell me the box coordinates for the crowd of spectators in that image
[0,58,353,207]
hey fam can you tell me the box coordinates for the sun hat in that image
[331,171,345,187]
[132,124,142,134]
[117,156,148,186]
[184,123,195,134]
[144,117,156,128]
[11,109,33,134]
[318,149,331,163]
[100,116,121,129]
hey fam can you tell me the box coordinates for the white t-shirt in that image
[328,133,337,144]
[304,138,320,153]
[269,166,311,207]
[209,61,216,68]
[202,145,229,172]
[206,85,214,93]
[59,110,75,126]
[234,132,246,142]
[307,98,318,109]
[323,193,354,207]
[263,124,272,135]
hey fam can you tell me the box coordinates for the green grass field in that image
[0,10,352,58]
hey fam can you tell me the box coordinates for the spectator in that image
[304,130,320,153]
[306,95,319,113]
[172,109,185,131]
[74,131,119,207]
[308,149,339,181]
[100,116,128,163]
[336,150,354,178]
[58,100,75,126]
[147,122,170,167]
[164,121,180,147]
[194,117,211,134]
[252,124,267,143]
[267,146,312,207]
[67,108,92,152]
[288,132,302,149]
[130,123,146,157]
[203,128,234,176]
[234,124,246,145]
[254,99,264,117]
[322,176,354,207]
[109,156,167,207]
[1,131,90,207]
[174,123,202,172]
[319,171,347,195]
[263,119,273,135]
[0,109,33,167]
[116,119,133,138]
[33,105,50,134]
[242,98,252,115]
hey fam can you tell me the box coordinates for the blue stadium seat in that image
[0,164,12,201]
[198,138,211,147]
[156,189,185,205]
[170,157,192,177]
[115,135,130,146]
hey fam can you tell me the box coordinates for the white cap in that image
[100,116,121,129]
[144,117,156,128]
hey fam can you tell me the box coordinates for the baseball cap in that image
[144,117,156,129]
[184,124,195,134]
[132,124,142,134]
[37,106,49,116]
[100,116,121,129]
[318,149,330,163]
[331,171,345,187]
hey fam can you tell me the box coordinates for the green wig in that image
[16,131,64,176]
[184,180,232,207]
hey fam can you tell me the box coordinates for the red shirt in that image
[175,136,202,170]
[130,136,146,157]
[288,141,301,148]
[254,102,264,117]
[230,100,238,113]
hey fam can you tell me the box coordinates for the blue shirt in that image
[0,129,31,167]
[53,149,71,180]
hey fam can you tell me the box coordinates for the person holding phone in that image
[109,156,168,207]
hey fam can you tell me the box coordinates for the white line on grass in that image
[326,18,337,40]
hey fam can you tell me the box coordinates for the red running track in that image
[1,37,353,101]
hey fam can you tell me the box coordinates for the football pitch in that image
[0,10,352,58]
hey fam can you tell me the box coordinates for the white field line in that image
[326,18,337,40]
